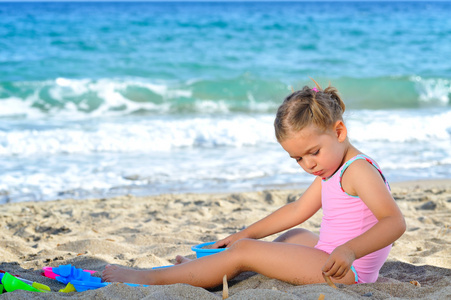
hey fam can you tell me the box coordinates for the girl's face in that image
[280,122,348,179]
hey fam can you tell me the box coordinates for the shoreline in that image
[0,179,450,299]
[4,178,450,206]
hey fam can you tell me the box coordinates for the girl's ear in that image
[334,120,347,142]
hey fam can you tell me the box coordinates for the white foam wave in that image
[0,115,276,156]
[0,78,194,119]
[412,76,451,105]
[247,92,279,111]
[2,108,450,157]
[0,162,131,202]
[52,78,182,118]
[193,99,230,113]
[1,108,451,203]
[0,77,287,120]
[0,97,45,118]
[347,109,451,142]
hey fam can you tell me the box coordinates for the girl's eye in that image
[312,150,319,156]
[296,157,302,162]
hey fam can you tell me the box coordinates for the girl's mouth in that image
[313,170,323,176]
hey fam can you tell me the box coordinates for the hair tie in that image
[312,87,319,92]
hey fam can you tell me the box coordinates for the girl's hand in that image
[212,237,233,249]
[322,244,356,280]
[212,231,248,249]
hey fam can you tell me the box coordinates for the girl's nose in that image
[300,157,316,170]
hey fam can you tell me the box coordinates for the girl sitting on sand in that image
[102,82,406,287]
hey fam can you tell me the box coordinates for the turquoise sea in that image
[1,1,450,203]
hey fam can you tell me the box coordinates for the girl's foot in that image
[174,255,192,265]
[102,264,149,285]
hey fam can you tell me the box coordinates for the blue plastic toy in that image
[191,241,227,258]
[151,241,227,269]
[44,265,148,292]
[50,264,102,285]
[70,280,144,292]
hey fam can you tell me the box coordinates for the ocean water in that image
[1,1,450,203]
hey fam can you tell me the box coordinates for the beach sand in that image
[0,180,450,299]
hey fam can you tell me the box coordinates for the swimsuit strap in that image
[339,154,390,195]
[350,265,359,284]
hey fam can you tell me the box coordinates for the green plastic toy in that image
[1,272,45,293]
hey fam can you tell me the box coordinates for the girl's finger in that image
[332,265,344,278]
[321,259,335,273]
[334,267,349,280]
[323,262,339,277]
[334,269,345,279]
[212,240,227,248]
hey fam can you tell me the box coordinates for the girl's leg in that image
[174,228,319,266]
[102,238,356,288]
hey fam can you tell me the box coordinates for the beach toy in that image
[13,276,50,292]
[43,265,101,285]
[42,266,97,280]
[70,280,148,292]
[151,241,227,269]
[43,264,147,292]
[70,280,109,292]
[191,241,226,258]
[0,271,50,293]
[59,282,77,293]
[1,272,45,293]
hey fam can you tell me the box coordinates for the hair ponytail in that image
[274,80,346,142]
[324,85,345,113]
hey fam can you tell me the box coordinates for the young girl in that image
[102,82,406,287]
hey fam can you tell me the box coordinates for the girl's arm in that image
[214,176,323,248]
[322,160,406,279]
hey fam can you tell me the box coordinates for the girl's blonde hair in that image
[274,81,346,142]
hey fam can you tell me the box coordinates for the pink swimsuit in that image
[314,154,392,283]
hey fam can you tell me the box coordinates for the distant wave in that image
[333,76,451,109]
[0,76,285,119]
[0,75,450,119]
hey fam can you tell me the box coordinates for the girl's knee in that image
[228,238,265,261]
[227,239,260,271]
[229,238,255,252]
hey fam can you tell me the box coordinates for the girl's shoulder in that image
[342,153,377,168]
[340,154,387,197]
[340,154,382,176]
